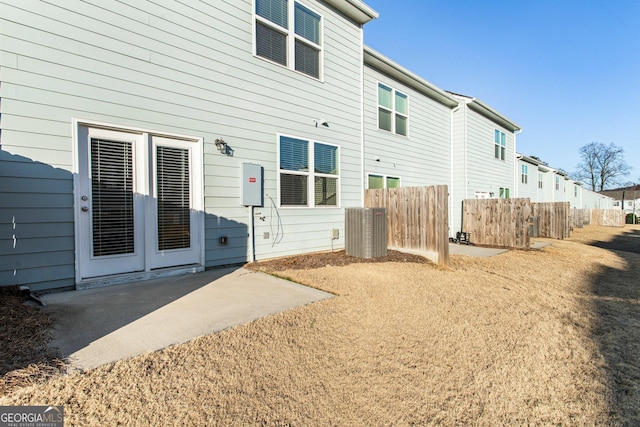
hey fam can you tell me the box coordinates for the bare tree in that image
[574,142,631,191]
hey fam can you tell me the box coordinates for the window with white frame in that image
[368,174,400,189]
[255,0,322,79]
[521,164,528,184]
[555,175,560,190]
[574,186,578,197]
[494,130,506,160]
[378,83,408,136]
[538,172,543,189]
[499,187,510,199]
[279,135,338,207]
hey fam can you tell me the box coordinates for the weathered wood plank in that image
[364,186,449,266]
[462,198,531,248]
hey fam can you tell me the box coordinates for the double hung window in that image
[279,135,339,207]
[255,0,322,79]
[538,172,543,189]
[378,83,408,136]
[494,130,506,160]
[521,164,528,184]
[499,187,510,199]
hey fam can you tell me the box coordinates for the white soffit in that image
[324,0,379,24]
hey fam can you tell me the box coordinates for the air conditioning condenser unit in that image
[345,208,387,258]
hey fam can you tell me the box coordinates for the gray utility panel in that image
[345,208,388,258]
[241,163,263,207]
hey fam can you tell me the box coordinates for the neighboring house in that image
[0,0,378,291]
[600,185,640,215]
[567,178,581,208]
[537,164,556,203]
[449,92,522,234]
[362,46,459,225]
[582,187,613,209]
[552,169,568,203]
[516,154,614,209]
[516,154,546,202]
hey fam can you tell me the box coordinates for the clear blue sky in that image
[362,0,640,185]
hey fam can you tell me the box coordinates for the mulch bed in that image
[0,287,66,395]
[246,249,430,272]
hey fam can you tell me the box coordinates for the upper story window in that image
[279,135,339,207]
[521,164,528,184]
[368,174,400,189]
[494,130,506,160]
[378,83,408,136]
[255,0,322,79]
[574,186,578,197]
[538,172,543,189]
[555,175,560,190]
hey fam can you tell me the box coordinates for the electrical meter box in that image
[241,163,263,206]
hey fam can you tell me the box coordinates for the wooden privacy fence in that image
[590,209,625,227]
[570,209,585,229]
[364,185,449,266]
[532,202,571,239]
[462,198,532,249]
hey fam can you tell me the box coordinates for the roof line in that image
[448,92,521,132]
[363,46,459,109]
[324,0,379,24]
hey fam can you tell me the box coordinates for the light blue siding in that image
[363,65,453,189]
[451,96,518,234]
[0,0,369,290]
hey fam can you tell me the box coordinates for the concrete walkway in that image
[42,267,333,371]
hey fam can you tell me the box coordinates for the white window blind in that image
[90,138,135,256]
[279,136,339,207]
[156,146,191,251]
[255,0,322,79]
[256,0,288,27]
[280,136,309,206]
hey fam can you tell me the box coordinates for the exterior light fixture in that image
[215,138,227,154]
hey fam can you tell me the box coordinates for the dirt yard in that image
[1,225,639,425]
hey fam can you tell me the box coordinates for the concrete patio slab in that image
[42,267,333,371]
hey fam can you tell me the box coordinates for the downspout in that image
[359,29,365,208]
[513,130,522,197]
[463,101,468,199]
[450,103,460,238]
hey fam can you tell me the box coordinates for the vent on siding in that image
[90,138,135,256]
[345,208,387,258]
[156,146,191,251]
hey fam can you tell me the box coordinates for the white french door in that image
[76,125,203,282]
[149,136,201,269]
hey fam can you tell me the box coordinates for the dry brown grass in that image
[0,287,66,394]
[1,225,639,426]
